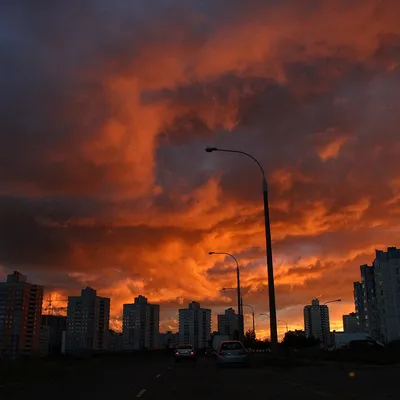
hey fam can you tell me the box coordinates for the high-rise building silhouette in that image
[304,299,330,345]
[0,271,43,359]
[66,287,110,353]
[179,301,211,349]
[353,281,365,331]
[374,247,400,342]
[354,264,380,339]
[342,312,358,333]
[353,247,400,343]
[217,307,239,337]
[122,295,159,350]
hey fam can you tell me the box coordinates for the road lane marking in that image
[136,389,146,398]
[156,374,161,378]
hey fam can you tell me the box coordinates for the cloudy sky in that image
[1,0,400,338]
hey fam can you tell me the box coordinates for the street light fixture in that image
[279,319,289,332]
[205,147,278,350]
[323,299,342,305]
[242,304,255,334]
[210,252,243,339]
[260,313,288,333]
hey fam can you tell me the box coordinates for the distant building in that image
[304,299,330,346]
[217,308,239,338]
[98,297,109,350]
[343,312,358,333]
[108,330,123,352]
[66,287,110,353]
[353,248,400,343]
[353,282,365,332]
[40,314,67,356]
[374,247,400,342]
[179,301,211,349]
[354,264,380,339]
[0,271,44,359]
[158,331,178,349]
[122,295,159,350]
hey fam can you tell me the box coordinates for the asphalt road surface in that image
[3,353,400,399]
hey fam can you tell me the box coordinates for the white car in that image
[216,340,248,366]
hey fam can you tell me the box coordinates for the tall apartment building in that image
[98,297,109,350]
[374,247,400,342]
[66,287,110,353]
[217,308,239,338]
[304,299,330,346]
[0,271,44,359]
[353,248,400,343]
[179,301,211,349]
[122,295,159,350]
[353,281,365,332]
[354,264,381,339]
[343,312,359,333]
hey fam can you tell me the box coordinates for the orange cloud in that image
[2,0,400,338]
[315,128,349,161]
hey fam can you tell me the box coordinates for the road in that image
[3,353,400,399]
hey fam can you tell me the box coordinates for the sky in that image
[1,0,400,339]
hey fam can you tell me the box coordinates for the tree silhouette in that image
[282,330,320,348]
[243,329,256,346]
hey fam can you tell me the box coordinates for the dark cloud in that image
[0,195,205,272]
[1,0,400,333]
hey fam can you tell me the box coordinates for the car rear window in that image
[177,345,193,349]
[220,342,243,350]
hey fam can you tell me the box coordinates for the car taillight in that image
[175,352,179,355]
[190,351,194,355]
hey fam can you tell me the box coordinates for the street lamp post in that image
[242,303,255,334]
[210,252,243,339]
[322,299,341,347]
[260,313,288,333]
[280,319,289,332]
[206,147,278,350]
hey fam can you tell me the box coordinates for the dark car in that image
[175,345,196,362]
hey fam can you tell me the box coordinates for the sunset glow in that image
[1,0,400,339]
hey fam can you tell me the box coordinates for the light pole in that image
[205,147,278,350]
[260,313,288,333]
[242,304,255,334]
[280,319,289,332]
[210,251,243,339]
[322,299,341,347]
